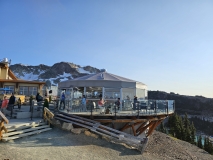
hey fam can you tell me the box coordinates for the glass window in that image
[29,87,37,96]
[4,85,15,94]
[122,88,135,100]
[19,86,29,95]
[85,87,102,99]
[104,88,120,99]
[136,89,145,100]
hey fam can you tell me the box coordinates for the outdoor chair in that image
[98,104,105,114]
[93,102,100,111]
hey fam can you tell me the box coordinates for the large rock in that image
[61,122,73,131]
[71,128,83,134]
[84,130,99,139]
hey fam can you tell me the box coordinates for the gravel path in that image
[0,127,213,160]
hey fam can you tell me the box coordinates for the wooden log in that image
[55,115,143,141]
[0,111,9,124]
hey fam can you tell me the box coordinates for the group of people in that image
[0,93,21,117]
[57,91,139,114]
[97,97,120,114]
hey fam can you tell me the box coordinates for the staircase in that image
[2,120,52,142]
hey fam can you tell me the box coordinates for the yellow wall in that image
[0,94,25,104]
[0,68,7,79]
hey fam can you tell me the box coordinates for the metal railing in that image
[55,99,175,116]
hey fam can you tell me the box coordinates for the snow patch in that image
[78,68,91,74]
[19,72,40,80]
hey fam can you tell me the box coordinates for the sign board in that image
[0,111,9,124]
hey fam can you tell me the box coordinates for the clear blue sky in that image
[0,0,213,98]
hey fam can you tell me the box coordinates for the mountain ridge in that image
[10,61,100,86]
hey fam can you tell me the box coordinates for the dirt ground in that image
[0,127,213,160]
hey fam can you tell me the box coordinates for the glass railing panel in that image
[122,100,133,111]
[156,100,167,114]
[168,100,175,114]
[58,99,175,115]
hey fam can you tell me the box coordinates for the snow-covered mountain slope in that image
[9,62,100,86]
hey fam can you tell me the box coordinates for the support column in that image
[102,87,105,99]
[120,88,123,110]
[84,87,86,96]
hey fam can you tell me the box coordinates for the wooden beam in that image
[131,124,136,136]
[0,119,8,140]
[95,119,147,123]
[94,116,166,123]
[137,121,155,136]
[119,121,141,132]
[146,120,163,137]
[120,122,130,131]
[0,111,9,124]
[136,121,148,133]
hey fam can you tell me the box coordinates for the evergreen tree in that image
[185,126,191,142]
[159,122,166,133]
[204,137,208,151]
[190,122,196,144]
[183,113,190,141]
[204,137,213,154]
[197,135,203,149]
[175,115,184,140]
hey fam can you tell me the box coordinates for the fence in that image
[55,99,175,117]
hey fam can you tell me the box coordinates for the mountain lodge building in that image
[0,58,45,97]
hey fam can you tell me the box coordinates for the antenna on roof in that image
[101,73,104,79]
[100,69,107,72]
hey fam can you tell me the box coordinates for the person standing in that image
[8,93,16,118]
[60,92,65,110]
[133,96,138,110]
[115,98,121,110]
[98,98,106,114]
[1,96,9,115]
[81,95,87,111]
[17,98,21,110]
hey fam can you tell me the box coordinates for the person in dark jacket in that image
[115,98,121,110]
[133,96,138,110]
[8,93,16,118]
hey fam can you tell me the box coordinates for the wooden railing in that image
[0,111,9,140]
[43,107,54,125]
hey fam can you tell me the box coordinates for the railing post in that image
[166,100,168,115]
[30,100,34,120]
[155,100,157,115]
[114,105,117,120]
[90,103,93,119]
[137,103,140,118]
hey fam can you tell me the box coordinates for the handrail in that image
[43,107,54,126]
[61,99,175,117]
[0,111,9,140]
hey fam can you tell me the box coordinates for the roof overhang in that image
[0,79,45,84]
[59,80,147,89]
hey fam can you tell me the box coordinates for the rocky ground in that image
[0,127,213,160]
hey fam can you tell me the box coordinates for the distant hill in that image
[10,62,100,86]
[148,91,213,116]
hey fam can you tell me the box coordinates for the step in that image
[2,128,52,141]
[6,120,44,129]
[6,122,47,133]
[3,125,50,137]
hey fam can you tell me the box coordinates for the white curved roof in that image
[58,71,147,89]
